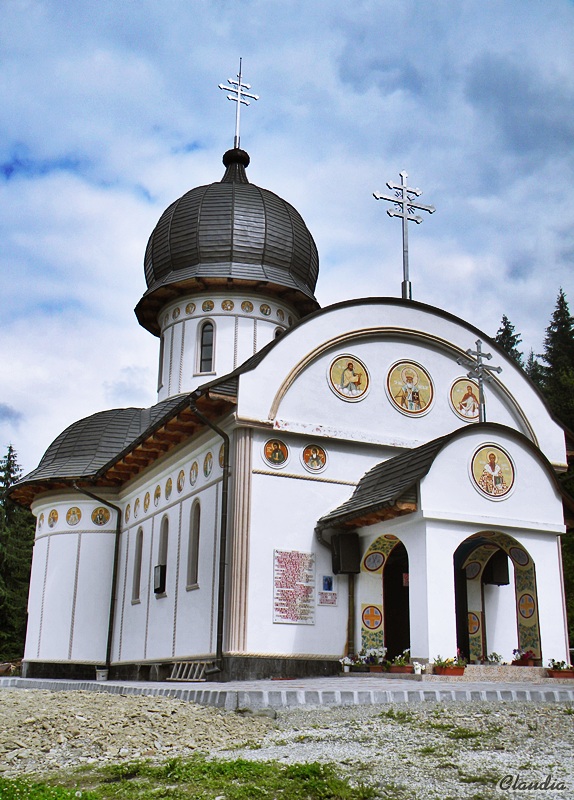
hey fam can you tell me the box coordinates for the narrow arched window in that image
[187,502,201,589]
[274,327,283,339]
[157,334,165,390]
[154,517,169,595]
[199,322,214,373]
[132,528,144,603]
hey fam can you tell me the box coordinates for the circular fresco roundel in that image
[386,360,433,416]
[364,551,385,572]
[468,612,481,635]
[362,605,382,630]
[471,444,515,499]
[328,355,370,402]
[450,378,480,422]
[263,439,289,468]
[301,444,327,473]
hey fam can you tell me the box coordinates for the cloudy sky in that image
[1,0,573,474]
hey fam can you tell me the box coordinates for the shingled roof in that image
[316,435,451,531]
[317,423,574,532]
[10,386,238,506]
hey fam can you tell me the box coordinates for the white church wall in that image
[173,485,220,657]
[420,429,565,531]
[70,532,116,661]
[483,577,518,661]
[423,519,467,661]
[156,293,294,401]
[112,428,224,664]
[356,515,430,660]
[23,535,47,659]
[244,430,354,657]
[237,301,565,467]
[26,495,117,664]
[519,531,569,662]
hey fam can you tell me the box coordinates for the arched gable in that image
[235,299,566,467]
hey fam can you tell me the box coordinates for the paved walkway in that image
[2,674,574,710]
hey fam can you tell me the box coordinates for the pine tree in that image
[495,314,524,366]
[541,289,574,432]
[0,445,35,661]
[524,349,545,388]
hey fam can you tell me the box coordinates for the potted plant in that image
[364,647,388,673]
[387,649,414,674]
[511,648,538,666]
[483,652,503,665]
[339,655,354,673]
[350,650,369,672]
[546,659,574,679]
[432,651,467,676]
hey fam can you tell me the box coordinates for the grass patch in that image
[0,776,97,799]
[457,769,500,786]
[379,708,415,723]
[419,745,438,755]
[2,756,377,800]
[446,726,481,740]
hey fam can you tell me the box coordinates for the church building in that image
[12,145,572,681]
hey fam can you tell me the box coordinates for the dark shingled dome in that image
[18,397,187,485]
[135,148,320,335]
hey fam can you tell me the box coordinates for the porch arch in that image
[455,531,541,662]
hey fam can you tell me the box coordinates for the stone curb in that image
[2,676,574,709]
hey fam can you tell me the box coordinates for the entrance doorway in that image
[383,542,410,659]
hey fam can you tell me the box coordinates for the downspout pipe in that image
[189,394,230,674]
[72,482,122,670]
[315,524,356,657]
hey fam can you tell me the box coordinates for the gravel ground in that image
[1,688,573,799]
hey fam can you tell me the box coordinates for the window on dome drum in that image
[132,528,144,603]
[154,517,169,595]
[199,321,214,373]
[187,502,201,590]
[157,334,165,391]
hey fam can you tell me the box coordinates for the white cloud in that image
[1,0,573,473]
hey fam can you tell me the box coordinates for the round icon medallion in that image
[386,360,434,416]
[328,355,370,402]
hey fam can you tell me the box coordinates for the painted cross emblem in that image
[518,593,535,619]
[362,605,383,630]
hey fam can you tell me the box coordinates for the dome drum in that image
[136,149,320,336]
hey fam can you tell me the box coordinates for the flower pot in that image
[547,669,574,679]
[512,659,535,667]
[433,666,465,676]
[95,668,109,681]
[388,665,414,674]
[342,665,350,673]
[369,665,384,673]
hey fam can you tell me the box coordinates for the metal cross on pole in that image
[218,58,259,149]
[456,339,502,423]
[374,171,435,301]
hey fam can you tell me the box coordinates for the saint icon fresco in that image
[302,444,327,472]
[450,378,480,421]
[387,361,433,415]
[471,445,514,498]
[264,439,289,467]
[328,355,370,401]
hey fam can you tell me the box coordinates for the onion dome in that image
[135,148,320,335]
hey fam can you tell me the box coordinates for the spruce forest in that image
[1,289,574,662]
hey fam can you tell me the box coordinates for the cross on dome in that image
[374,171,435,301]
[218,58,259,149]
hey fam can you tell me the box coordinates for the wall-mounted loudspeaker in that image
[331,532,361,574]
